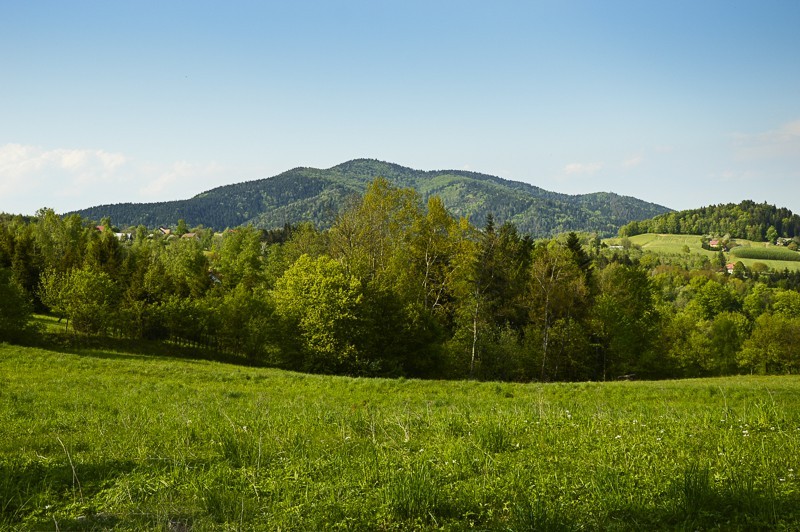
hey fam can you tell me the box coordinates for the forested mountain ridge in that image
[619,200,800,241]
[70,159,671,237]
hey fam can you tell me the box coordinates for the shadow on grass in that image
[1,457,138,528]
[511,495,796,532]
[509,464,799,531]
[19,330,264,368]
[1,455,214,530]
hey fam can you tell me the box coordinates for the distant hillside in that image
[619,200,800,241]
[70,159,671,237]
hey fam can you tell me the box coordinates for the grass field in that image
[625,234,717,256]
[606,233,800,271]
[731,243,800,263]
[2,343,800,530]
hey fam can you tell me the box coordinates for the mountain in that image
[70,159,671,237]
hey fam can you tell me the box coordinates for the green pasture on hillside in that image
[731,257,800,272]
[607,233,800,271]
[731,244,800,262]
[625,233,717,256]
[2,343,800,530]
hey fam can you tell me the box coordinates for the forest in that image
[2,179,800,382]
[619,200,800,241]
[70,158,670,238]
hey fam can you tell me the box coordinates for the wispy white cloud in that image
[0,143,230,215]
[0,144,128,177]
[0,144,133,207]
[563,161,603,175]
[139,160,226,198]
[710,169,759,183]
[732,119,800,161]
[621,155,644,168]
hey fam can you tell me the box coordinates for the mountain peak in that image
[69,160,671,236]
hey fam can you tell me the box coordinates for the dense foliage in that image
[2,180,800,380]
[620,200,800,241]
[0,268,33,342]
[69,159,670,238]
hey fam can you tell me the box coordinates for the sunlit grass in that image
[2,343,799,529]
[606,233,800,271]
[627,233,717,256]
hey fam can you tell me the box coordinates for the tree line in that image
[619,200,800,242]
[1,180,799,380]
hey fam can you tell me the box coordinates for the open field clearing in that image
[2,343,800,530]
[732,257,800,272]
[606,233,800,271]
[731,244,800,263]
[605,233,717,257]
[626,233,717,256]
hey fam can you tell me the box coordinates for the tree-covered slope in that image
[619,200,800,241]
[71,159,671,237]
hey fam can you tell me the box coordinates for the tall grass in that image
[2,343,799,529]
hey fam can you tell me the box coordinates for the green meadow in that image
[625,233,716,256]
[607,233,800,271]
[2,343,800,530]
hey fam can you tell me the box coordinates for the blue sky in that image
[2,1,799,217]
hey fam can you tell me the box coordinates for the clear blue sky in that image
[2,0,799,216]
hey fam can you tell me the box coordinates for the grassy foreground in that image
[2,344,800,530]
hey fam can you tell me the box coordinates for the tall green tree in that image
[0,268,34,342]
[45,266,120,335]
[85,225,124,280]
[211,284,277,362]
[526,241,588,381]
[162,238,210,298]
[213,226,264,290]
[738,313,800,374]
[591,263,660,379]
[272,254,365,374]
[328,178,422,284]
[33,209,87,274]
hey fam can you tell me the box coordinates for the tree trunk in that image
[470,298,479,378]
